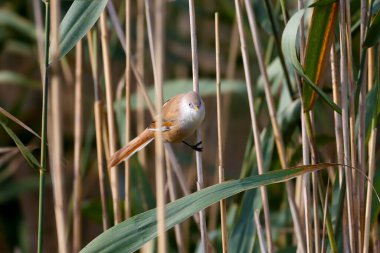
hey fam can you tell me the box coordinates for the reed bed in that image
[0,1,379,253]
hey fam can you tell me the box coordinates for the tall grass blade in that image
[281,10,342,114]
[303,3,337,110]
[0,120,40,170]
[81,164,338,253]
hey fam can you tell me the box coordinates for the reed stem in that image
[37,2,50,252]
[124,0,132,220]
[215,12,228,253]
[188,0,208,251]
[73,39,83,253]
[154,0,167,251]
[100,10,122,225]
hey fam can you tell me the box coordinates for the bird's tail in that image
[108,129,154,168]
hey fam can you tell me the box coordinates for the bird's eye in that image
[189,103,192,107]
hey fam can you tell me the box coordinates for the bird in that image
[108,91,205,168]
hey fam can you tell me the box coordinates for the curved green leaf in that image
[49,0,108,63]
[281,10,341,114]
[81,163,337,253]
[0,120,40,170]
[303,3,337,110]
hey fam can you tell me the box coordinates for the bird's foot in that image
[183,141,203,152]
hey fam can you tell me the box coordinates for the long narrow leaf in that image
[303,3,337,110]
[81,163,338,253]
[281,10,342,114]
[0,121,40,170]
[49,0,107,63]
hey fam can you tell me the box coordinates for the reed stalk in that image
[124,0,132,220]
[37,2,50,252]
[48,1,68,252]
[154,0,167,251]
[254,209,267,253]
[331,44,344,185]
[49,0,68,251]
[100,11,122,225]
[136,0,147,169]
[358,0,369,248]
[338,0,355,251]
[188,0,208,251]
[165,152,186,253]
[215,12,228,253]
[362,46,376,253]
[87,29,109,231]
[234,0,273,251]
[294,2,312,252]
[73,39,83,253]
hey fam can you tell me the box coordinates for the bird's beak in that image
[194,105,199,112]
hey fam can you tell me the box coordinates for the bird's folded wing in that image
[148,120,175,131]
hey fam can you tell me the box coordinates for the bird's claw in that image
[183,141,203,152]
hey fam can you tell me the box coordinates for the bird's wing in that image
[148,120,175,132]
[152,93,184,124]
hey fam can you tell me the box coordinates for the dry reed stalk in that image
[363,127,377,252]
[100,11,122,224]
[215,12,228,253]
[136,0,147,169]
[188,0,208,251]
[87,30,109,230]
[344,3,361,250]
[208,16,238,231]
[154,0,167,251]
[234,0,273,251]
[294,2,312,252]
[338,0,356,251]
[124,0,132,220]
[301,115,312,253]
[358,1,369,248]
[73,39,83,253]
[254,209,267,253]
[362,46,376,253]
[165,152,186,253]
[243,2,305,251]
[330,45,344,185]
[49,1,68,252]
[345,3,360,249]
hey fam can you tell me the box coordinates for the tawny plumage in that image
[108,91,205,168]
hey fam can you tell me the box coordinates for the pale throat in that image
[179,100,205,126]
